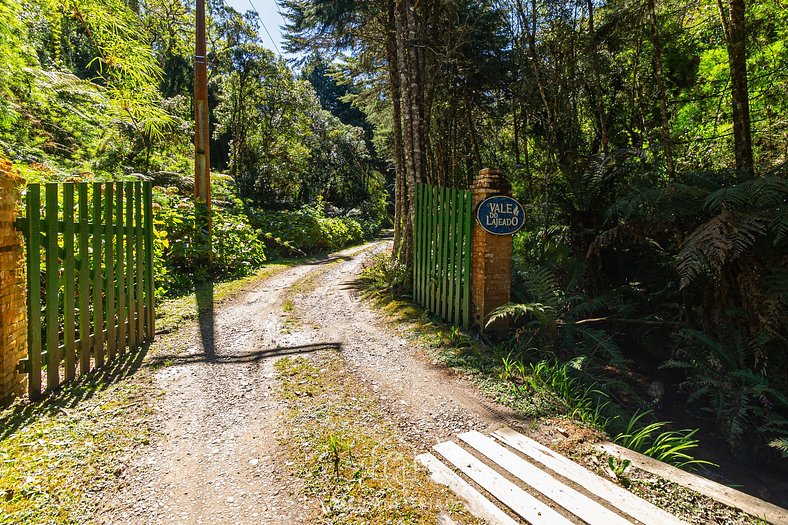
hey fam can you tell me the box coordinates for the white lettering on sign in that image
[476,195,525,235]
[485,215,520,227]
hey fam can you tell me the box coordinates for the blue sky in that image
[223,0,290,57]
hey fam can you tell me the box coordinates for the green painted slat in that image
[125,182,135,349]
[116,182,126,352]
[418,183,426,306]
[26,184,42,399]
[143,182,155,340]
[434,185,440,314]
[134,182,144,342]
[462,190,472,329]
[415,183,422,304]
[441,186,451,320]
[78,183,90,374]
[44,184,59,391]
[427,185,436,313]
[105,183,116,361]
[422,184,429,309]
[453,189,463,326]
[63,184,76,381]
[92,182,104,367]
[430,186,441,313]
[447,188,457,325]
[432,186,445,317]
[414,183,421,305]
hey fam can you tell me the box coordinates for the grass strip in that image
[274,351,484,525]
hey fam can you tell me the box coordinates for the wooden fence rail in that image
[16,181,155,399]
[413,182,473,328]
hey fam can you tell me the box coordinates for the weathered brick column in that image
[470,168,511,335]
[0,159,27,403]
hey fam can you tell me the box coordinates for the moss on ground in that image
[274,352,484,525]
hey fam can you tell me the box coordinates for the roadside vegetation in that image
[0,0,386,302]
[286,0,788,477]
[358,265,770,523]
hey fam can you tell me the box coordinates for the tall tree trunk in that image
[647,0,676,181]
[386,1,407,262]
[717,0,754,177]
[586,0,609,154]
[395,1,412,265]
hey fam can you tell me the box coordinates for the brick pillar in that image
[0,159,27,403]
[470,168,511,335]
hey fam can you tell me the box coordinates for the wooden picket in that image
[17,181,156,400]
[413,182,472,328]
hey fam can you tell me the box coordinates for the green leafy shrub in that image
[152,185,266,297]
[359,253,409,297]
[252,202,376,255]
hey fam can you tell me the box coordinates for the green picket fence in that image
[413,182,473,328]
[16,181,155,400]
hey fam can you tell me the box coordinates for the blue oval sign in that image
[476,195,525,235]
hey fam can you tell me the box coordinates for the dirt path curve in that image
[98,240,519,525]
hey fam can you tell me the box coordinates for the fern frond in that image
[677,210,768,287]
[769,206,788,244]
[518,266,562,310]
[486,302,557,328]
[575,325,627,364]
[571,292,621,319]
[703,176,788,213]
[768,438,788,457]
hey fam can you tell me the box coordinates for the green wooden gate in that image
[16,181,155,399]
[413,182,473,328]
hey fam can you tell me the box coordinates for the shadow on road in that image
[304,254,352,266]
[195,279,215,360]
[148,342,342,367]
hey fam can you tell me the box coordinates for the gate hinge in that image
[16,358,30,374]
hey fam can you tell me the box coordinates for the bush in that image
[359,254,409,297]
[252,202,377,255]
[152,185,266,297]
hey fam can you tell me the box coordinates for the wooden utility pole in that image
[194,0,211,227]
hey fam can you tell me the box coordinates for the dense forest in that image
[1,0,786,476]
[281,0,787,469]
[0,0,387,296]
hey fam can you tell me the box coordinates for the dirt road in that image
[97,240,516,525]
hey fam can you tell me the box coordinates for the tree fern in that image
[486,301,557,329]
[703,176,788,214]
[677,210,768,288]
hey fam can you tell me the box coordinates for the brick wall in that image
[470,168,512,335]
[0,159,27,403]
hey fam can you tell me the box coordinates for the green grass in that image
[0,349,158,525]
[274,352,484,525]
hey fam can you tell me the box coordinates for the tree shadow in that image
[0,342,151,440]
[304,254,352,266]
[335,278,364,291]
[195,279,215,360]
[148,342,342,367]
